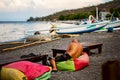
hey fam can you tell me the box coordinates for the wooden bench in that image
[52,42,103,57]
[81,42,103,55]
[0,55,48,70]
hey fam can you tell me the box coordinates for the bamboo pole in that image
[2,38,60,52]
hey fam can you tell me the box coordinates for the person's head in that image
[72,38,79,43]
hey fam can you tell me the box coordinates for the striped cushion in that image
[56,52,89,71]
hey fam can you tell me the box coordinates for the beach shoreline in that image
[0,30,120,80]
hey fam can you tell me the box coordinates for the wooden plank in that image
[81,42,103,55]
[0,55,48,70]
[52,42,103,56]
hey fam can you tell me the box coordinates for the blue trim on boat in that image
[56,24,106,34]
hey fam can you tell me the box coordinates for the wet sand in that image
[0,30,120,80]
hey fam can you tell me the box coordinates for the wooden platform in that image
[52,42,103,57]
[81,42,103,55]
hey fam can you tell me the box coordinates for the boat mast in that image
[96,7,99,21]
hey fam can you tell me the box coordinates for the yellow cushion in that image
[0,67,28,80]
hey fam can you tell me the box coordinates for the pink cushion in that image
[74,52,89,71]
[4,61,50,80]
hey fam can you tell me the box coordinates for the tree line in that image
[27,7,120,21]
[106,7,120,19]
[58,12,90,20]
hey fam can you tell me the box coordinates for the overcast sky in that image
[0,0,112,21]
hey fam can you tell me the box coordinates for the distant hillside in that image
[27,0,120,21]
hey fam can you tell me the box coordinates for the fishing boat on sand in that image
[56,24,107,34]
[105,20,120,28]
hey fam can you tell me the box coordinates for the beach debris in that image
[59,34,80,38]
[34,31,41,35]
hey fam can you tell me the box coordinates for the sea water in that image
[0,21,74,44]
[0,21,54,43]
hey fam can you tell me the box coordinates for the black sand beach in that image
[0,30,120,80]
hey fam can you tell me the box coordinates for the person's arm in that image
[66,43,71,52]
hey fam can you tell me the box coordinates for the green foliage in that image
[58,12,90,20]
[110,7,120,18]
[27,17,34,21]
[90,10,96,17]
[35,17,41,21]
[106,14,111,18]
[59,15,65,20]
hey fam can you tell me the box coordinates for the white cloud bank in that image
[0,0,112,21]
[0,0,104,11]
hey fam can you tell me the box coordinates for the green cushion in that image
[35,71,51,80]
[56,59,75,71]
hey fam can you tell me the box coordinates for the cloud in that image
[0,0,35,12]
[0,0,112,21]
[41,0,104,9]
[0,0,106,12]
